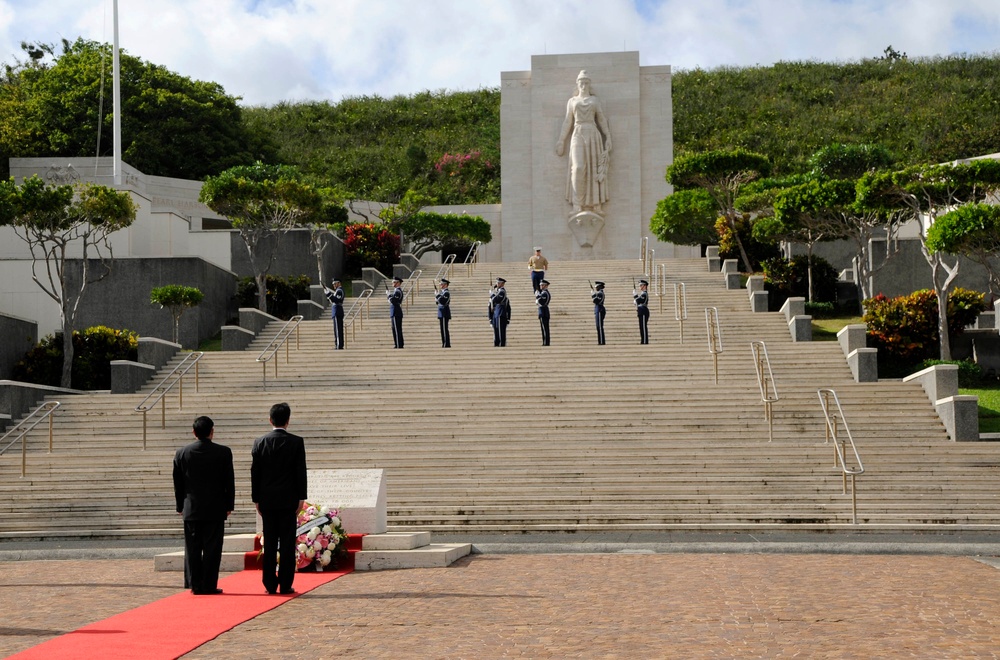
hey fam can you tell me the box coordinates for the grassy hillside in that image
[246,53,1000,202]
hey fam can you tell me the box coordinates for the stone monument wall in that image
[501,51,694,262]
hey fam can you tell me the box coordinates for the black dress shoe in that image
[279,587,296,595]
[193,588,223,595]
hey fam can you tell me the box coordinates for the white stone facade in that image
[500,51,694,263]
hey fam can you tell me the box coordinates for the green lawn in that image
[960,386,1000,433]
[811,316,863,341]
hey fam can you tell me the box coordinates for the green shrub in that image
[715,214,780,273]
[863,287,986,366]
[13,326,139,390]
[236,274,312,319]
[762,255,839,305]
[804,301,836,318]
[918,359,984,388]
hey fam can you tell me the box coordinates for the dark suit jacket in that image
[173,439,235,521]
[251,428,308,510]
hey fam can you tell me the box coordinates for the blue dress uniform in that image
[436,279,452,348]
[324,279,346,349]
[536,279,551,346]
[490,277,511,347]
[387,277,404,348]
[592,281,606,345]
[634,280,650,345]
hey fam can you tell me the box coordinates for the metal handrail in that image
[705,307,722,384]
[673,282,688,343]
[0,401,60,477]
[655,264,667,313]
[435,254,456,284]
[817,388,865,524]
[464,241,482,275]
[345,288,373,340]
[256,315,304,388]
[639,236,648,270]
[134,352,204,449]
[751,341,780,442]
[402,269,422,309]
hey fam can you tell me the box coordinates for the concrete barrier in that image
[110,361,157,394]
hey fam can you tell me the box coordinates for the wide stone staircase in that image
[2,257,1000,540]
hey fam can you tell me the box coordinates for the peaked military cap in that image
[440,278,450,285]
[534,246,542,251]
[540,279,550,285]
[392,276,403,283]
[331,277,341,284]
[638,279,648,286]
[594,281,605,287]
[496,277,506,284]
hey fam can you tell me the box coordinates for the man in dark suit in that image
[251,402,308,595]
[173,415,235,595]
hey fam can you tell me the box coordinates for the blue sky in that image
[0,0,998,106]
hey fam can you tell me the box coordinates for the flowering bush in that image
[343,222,400,275]
[431,150,499,205]
[294,502,347,571]
[863,287,986,363]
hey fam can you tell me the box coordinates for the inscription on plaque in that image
[308,468,386,534]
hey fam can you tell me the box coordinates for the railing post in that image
[48,412,54,453]
[20,433,26,478]
[178,375,184,410]
[142,410,148,451]
[195,361,200,393]
[160,394,166,429]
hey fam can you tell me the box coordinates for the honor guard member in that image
[634,279,650,345]
[436,279,452,348]
[536,279,551,346]
[490,277,511,347]
[592,281,606,345]
[323,277,346,349]
[528,247,549,293]
[387,276,404,348]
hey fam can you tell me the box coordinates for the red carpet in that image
[9,567,352,660]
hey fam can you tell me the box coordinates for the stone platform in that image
[153,531,470,572]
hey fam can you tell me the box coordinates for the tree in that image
[0,175,136,387]
[378,189,492,258]
[301,187,349,286]
[753,177,847,301]
[150,285,204,344]
[649,188,718,247]
[858,159,1000,359]
[0,38,275,180]
[926,203,1000,296]
[200,162,322,311]
[666,149,771,272]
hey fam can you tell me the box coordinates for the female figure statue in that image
[556,70,612,214]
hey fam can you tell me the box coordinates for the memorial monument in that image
[500,51,695,262]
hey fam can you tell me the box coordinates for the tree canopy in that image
[0,175,136,387]
[200,162,322,311]
[0,39,274,180]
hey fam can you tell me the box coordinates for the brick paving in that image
[2,553,1000,658]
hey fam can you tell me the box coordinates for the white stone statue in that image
[555,70,612,215]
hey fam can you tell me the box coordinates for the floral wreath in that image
[259,501,347,571]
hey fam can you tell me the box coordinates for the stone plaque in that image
[308,468,387,534]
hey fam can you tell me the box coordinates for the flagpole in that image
[112,0,122,186]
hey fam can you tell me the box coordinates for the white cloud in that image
[0,0,998,105]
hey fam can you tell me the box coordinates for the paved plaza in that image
[2,550,1000,658]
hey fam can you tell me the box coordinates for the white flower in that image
[307,527,320,541]
[320,505,330,515]
[297,543,308,555]
[321,550,332,566]
[322,525,332,535]
[329,516,341,528]
[305,546,316,558]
